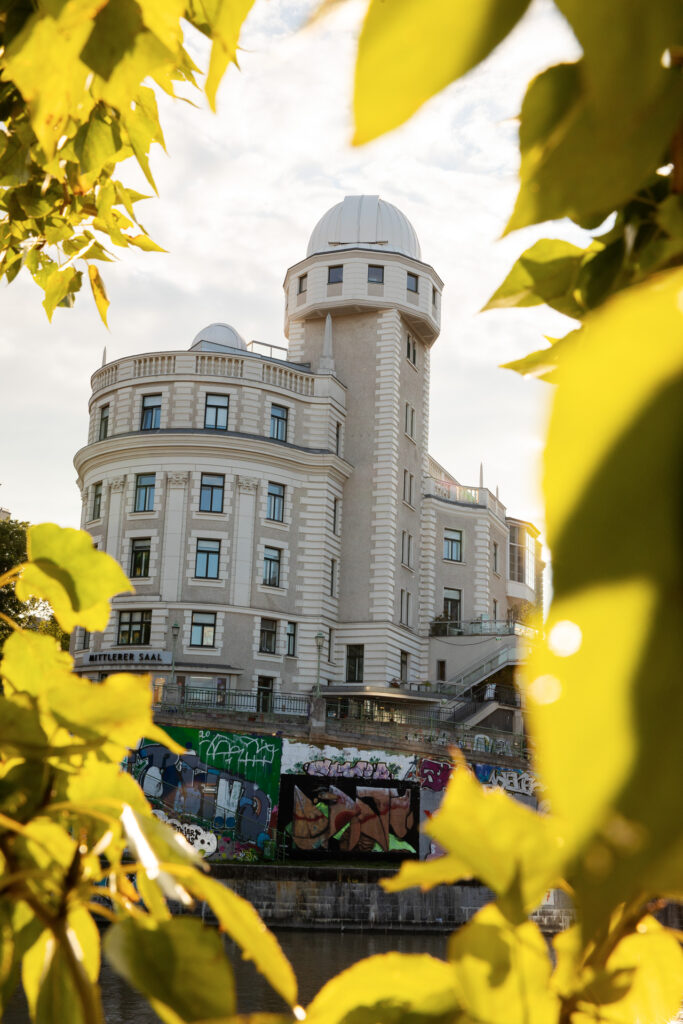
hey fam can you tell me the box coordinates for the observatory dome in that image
[306,195,421,261]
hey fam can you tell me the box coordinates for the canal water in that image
[4,929,449,1021]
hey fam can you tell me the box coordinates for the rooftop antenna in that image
[479,462,484,489]
[101,346,107,367]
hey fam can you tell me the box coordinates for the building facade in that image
[72,196,543,728]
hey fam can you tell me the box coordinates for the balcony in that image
[155,684,310,720]
[429,618,538,639]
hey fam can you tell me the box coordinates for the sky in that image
[0,0,584,542]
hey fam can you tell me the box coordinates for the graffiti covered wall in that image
[129,728,282,861]
[282,740,417,781]
[279,775,420,859]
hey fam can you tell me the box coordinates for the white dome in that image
[307,195,421,260]
[190,323,247,352]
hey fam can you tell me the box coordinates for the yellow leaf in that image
[448,904,558,1024]
[88,264,109,326]
[353,0,531,144]
[390,763,564,912]
[203,0,255,111]
[382,853,474,893]
[175,871,298,1008]
[305,952,459,1024]
[16,524,133,632]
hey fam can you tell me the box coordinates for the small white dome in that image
[190,323,247,352]
[307,195,421,260]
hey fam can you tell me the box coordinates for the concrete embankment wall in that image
[201,865,574,934]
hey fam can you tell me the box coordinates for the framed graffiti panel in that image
[279,775,420,860]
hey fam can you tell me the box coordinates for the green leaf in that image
[104,917,235,1023]
[16,524,133,631]
[353,0,532,144]
[74,110,124,178]
[177,871,298,1007]
[201,0,256,111]
[304,952,459,1024]
[507,0,683,231]
[41,266,82,321]
[384,762,564,913]
[448,904,558,1024]
[88,264,109,325]
[483,238,587,317]
[576,238,625,310]
[523,267,683,937]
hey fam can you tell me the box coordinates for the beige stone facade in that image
[72,196,543,721]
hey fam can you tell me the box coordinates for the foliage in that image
[0,0,256,322]
[0,525,298,1023]
[1,0,683,1022]
[0,519,68,651]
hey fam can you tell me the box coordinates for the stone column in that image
[160,472,188,602]
[231,476,258,606]
[106,476,126,559]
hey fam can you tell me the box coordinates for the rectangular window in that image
[436,659,446,682]
[327,626,333,662]
[443,588,462,623]
[510,526,535,588]
[346,644,364,682]
[257,675,274,712]
[266,482,285,522]
[195,539,220,579]
[270,404,288,442]
[134,474,155,513]
[368,264,384,284]
[401,531,413,567]
[204,393,229,430]
[91,482,102,520]
[407,272,419,293]
[330,558,336,597]
[328,265,343,284]
[98,405,109,440]
[406,334,417,366]
[400,650,408,682]
[140,394,161,431]
[335,421,342,455]
[190,611,216,647]
[404,403,415,438]
[298,273,307,294]
[118,610,152,646]
[493,541,499,573]
[400,589,411,625]
[263,546,281,587]
[259,617,277,654]
[286,621,297,657]
[77,628,90,651]
[332,497,339,534]
[443,528,463,561]
[493,599,498,621]
[130,538,151,578]
[403,470,414,506]
[199,473,224,513]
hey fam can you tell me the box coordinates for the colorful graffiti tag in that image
[128,728,282,860]
[282,741,416,781]
[279,775,419,858]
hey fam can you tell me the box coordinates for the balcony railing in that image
[156,685,310,718]
[429,618,538,638]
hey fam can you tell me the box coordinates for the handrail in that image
[156,685,310,718]
[430,618,538,638]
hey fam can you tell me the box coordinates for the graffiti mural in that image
[473,764,542,807]
[128,728,282,860]
[282,741,417,781]
[279,775,419,859]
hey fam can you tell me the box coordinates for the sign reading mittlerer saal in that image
[80,650,173,665]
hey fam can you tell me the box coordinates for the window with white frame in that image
[259,617,277,654]
[443,528,462,562]
[134,474,155,513]
[199,474,224,513]
[266,482,285,522]
[140,394,161,430]
[118,610,151,645]
[195,539,220,579]
[130,538,150,578]
[204,393,229,430]
[443,588,462,623]
[270,404,288,442]
[400,589,412,625]
[263,547,281,587]
[190,611,216,647]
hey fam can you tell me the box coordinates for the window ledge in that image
[402,500,415,510]
[191,577,224,584]
[257,583,285,593]
[264,519,288,530]
[443,559,466,565]
[404,433,417,445]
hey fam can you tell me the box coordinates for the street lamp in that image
[314,631,325,699]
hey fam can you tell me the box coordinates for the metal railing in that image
[157,685,310,718]
[323,697,527,758]
[430,618,538,638]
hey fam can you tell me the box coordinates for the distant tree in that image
[0,518,68,650]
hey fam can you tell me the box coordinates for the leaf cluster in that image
[0,525,298,1023]
[0,0,256,322]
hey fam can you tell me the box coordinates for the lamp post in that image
[314,631,325,699]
